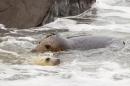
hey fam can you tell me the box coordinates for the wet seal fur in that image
[31,33,117,53]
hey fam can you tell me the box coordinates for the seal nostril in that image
[53,59,60,65]
[45,58,50,62]
[31,49,37,53]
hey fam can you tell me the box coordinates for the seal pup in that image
[27,53,60,66]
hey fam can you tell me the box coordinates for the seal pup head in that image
[34,56,60,66]
[31,33,69,53]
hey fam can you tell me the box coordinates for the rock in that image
[42,0,96,24]
[0,0,96,29]
[0,0,52,29]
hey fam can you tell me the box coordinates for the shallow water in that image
[1,0,130,86]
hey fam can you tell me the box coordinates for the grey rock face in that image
[0,0,96,29]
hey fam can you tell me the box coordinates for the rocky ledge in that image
[0,0,96,29]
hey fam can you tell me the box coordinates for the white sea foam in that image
[0,49,18,56]
[0,61,130,86]
[0,24,7,30]
[17,37,36,41]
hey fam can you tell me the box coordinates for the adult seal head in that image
[31,33,70,53]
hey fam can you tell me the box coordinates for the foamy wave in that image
[18,37,36,41]
[0,24,7,30]
[97,0,122,5]
[95,2,130,14]
[0,49,18,56]
[0,61,130,86]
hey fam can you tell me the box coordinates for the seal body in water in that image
[31,34,114,53]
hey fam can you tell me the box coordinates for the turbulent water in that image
[1,0,130,86]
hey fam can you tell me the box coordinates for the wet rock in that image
[0,0,96,29]
[0,0,52,29]
[42,0,96,24]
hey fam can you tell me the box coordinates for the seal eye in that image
[45,58,50,62]
[45,44,51,49]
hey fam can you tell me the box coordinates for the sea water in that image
[0,0,130,86]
